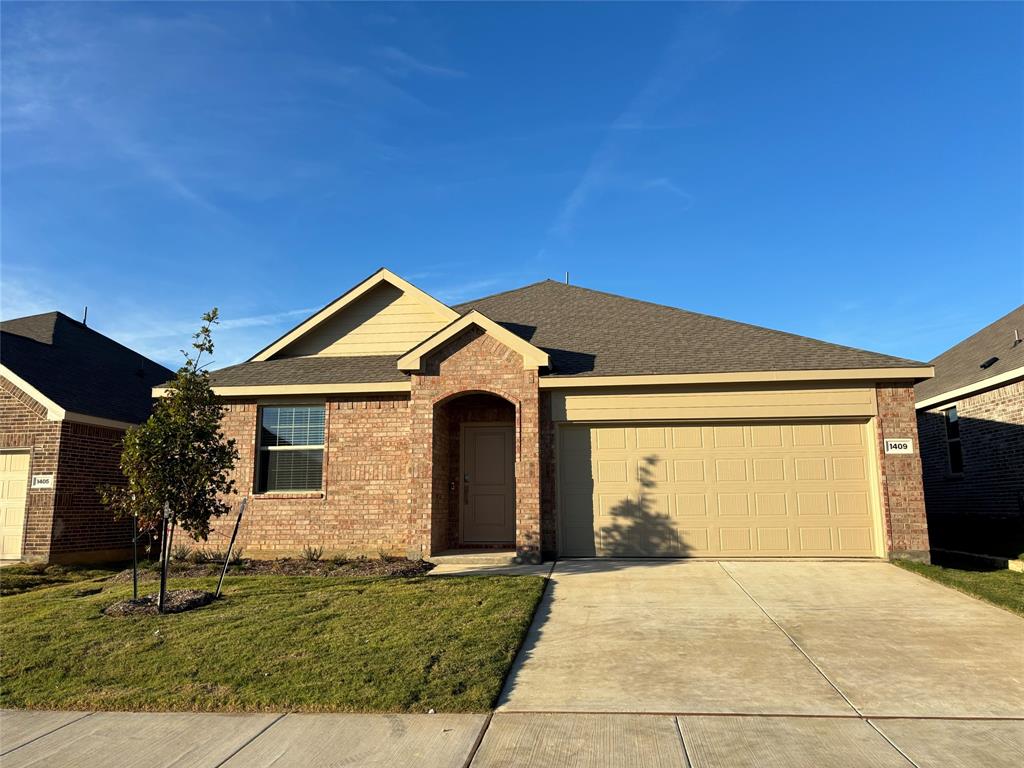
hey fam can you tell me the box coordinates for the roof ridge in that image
[452,278,558,310]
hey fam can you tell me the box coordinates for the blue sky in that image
[3,2,1022,369]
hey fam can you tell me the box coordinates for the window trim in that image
[943,406,964,478]
[255,402,326,494]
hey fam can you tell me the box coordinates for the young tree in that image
[101,309,238,611]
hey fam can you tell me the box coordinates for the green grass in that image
[0,573,545,713]
[0,562,126,596]
[895,560,1024,617]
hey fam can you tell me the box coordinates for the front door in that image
[461,425,515,544]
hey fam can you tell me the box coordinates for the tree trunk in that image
[158,513,177,613]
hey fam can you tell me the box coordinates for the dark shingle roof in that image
[206,279,927,388]
[209,355,406,387]
[1,312,174,424]
[454,280,925,377]
[915,304,1024,404]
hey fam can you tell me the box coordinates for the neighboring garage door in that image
[559,421,882,558]
[0,451,29,560]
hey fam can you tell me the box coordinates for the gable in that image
[274,283,453,358]
[397,311,549,372]
[254,268,459,361]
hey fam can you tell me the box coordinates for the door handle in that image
[463,480,470,505]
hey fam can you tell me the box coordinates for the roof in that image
[453,280,925,377]
[209,355,405,387]
[201,276,929,390]
[914,304,1024,405]
[1,312,173,424]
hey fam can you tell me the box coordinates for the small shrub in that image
[302,544,324,562]
[229,548,244,566]
[171,543,193,562]
[188,549,210,565]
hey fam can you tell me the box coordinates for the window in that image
[944,407,964,475]
[257,405,325,493]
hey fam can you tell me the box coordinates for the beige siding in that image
[550,384,877,422]
[277,284,451,358]
[559,420,884,558]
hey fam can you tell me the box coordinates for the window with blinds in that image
[257,405,325,493]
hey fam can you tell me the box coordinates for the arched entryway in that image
[431,392,517,552]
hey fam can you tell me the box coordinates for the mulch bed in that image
[104,589,215,616]
[111,556,434,584]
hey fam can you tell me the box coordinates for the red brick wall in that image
[875,383,930,561]
[51,421,132,560]
[410,328,542,562]
[211,394,413,557]
[918,379,1024,518]
[1,377,60,559]
[1,376,131,562]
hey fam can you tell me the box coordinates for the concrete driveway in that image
[498,560,1023,717]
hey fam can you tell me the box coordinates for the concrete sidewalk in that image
[2,709,1022,767]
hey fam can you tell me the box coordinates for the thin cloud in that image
[376,46,466,79]
[548,8,732,239]
[643,177,694,208]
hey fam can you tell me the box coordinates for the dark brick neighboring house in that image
[0,312,172,562]
[178,268,935,564]
[915,305,1024,553]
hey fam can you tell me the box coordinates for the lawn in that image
[0,562,125,596]
[895,560,1024,617]
[0,572,545,713]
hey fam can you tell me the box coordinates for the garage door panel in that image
[757,527,791,552]
[720,528,753,552]
[755,493,788,517]
[559,421,881,558]
[676,493,708,518]
[838,527,873,552]
[672,426,703,448]
[596,460,628,483]
[715,458,748,482]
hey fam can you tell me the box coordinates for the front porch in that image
[428,392,524,556]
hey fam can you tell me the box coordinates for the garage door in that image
[0,451,29,560]
[559,421,881,558]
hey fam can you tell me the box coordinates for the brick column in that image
[876,383,931,562]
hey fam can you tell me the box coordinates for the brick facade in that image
[213,328,544,561]
[875,383,931,561]
[209,394,413,557]
[209,360,931,564]
[917,379,1024,519]
[1,376,132,562]
[409,328,542,562]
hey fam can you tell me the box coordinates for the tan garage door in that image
[559,421,882,558]
[0,451,29,560]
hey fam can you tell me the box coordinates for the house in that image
[915,305,1024,530]
[0,312,173,562]
[182,268,935,564]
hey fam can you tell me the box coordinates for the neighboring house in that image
[178,268,935,564]
[915,305,1024,522]
[0,312,173,562]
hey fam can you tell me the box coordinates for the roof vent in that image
[1014,329,1022,347]
[980,356,998,370]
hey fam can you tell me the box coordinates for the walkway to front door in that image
[461,424,515,545]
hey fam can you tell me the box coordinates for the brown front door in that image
[461,424,515,544]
